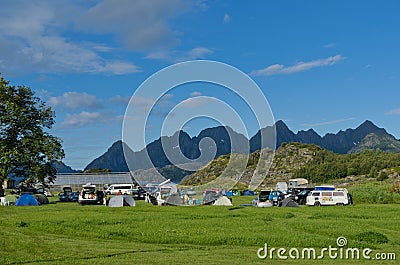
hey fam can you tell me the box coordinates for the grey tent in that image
[213,196,232,206]
[280,198,299,208]
[108,195,136,207]
[165,193,184,206]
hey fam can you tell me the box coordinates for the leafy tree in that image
[0,76,64,187]
[84,168,111,173]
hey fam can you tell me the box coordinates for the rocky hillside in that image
[53,161,79,173]
[181,142,323,188]
[182,142,400,189]
[348,133,400,153]
[84,140,130,172]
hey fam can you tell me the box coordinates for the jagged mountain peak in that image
[83,120,400,180]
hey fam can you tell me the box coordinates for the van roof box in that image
[315,185,335,191]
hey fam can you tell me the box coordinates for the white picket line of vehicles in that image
[253,179,353,207]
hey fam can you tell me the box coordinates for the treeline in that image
[293,148,400,183]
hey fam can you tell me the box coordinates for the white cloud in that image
[301,117,355,127]
[223,13,231,23]
[76,0,187,51]
[49,92,103,110]
[385,108,400,115]
[109,95,131,105]
[179,97,214,108]
[185,47,213,60]
[190,91,202,97]
[323,43,336,48]
[250,55,345,76]
[61,111,102,128]
[0,1,140,75]
[146,47,213,62]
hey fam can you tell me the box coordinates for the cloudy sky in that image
[1,0,399,169]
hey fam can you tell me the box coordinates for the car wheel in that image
[314,201,321,206]
[336,203,344,206]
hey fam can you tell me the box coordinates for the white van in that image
[105,184,135,195]
[306,188,349,206]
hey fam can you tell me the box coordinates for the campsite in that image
[1,1,400,264]
[1,185,399,264]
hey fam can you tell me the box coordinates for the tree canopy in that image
[0,75,64,186]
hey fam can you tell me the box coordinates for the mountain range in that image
[62,120,399,173]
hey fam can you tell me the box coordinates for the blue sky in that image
[1,0,399,170]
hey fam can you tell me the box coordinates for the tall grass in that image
[347,182,400,204]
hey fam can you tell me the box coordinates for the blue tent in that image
[15,194,39,206]
[242,190,255,196]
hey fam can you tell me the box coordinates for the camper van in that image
[306,188,349,206]
[105,184,135,195]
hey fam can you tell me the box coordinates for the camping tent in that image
[34,194,49,205]
[213,196,232,206]
[165,193,184,206]
[280,198,299,208]
[242,190,255,196]
[108,195,135,207]
[15,194,39,206]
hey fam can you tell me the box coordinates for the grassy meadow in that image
[1,194,399,265]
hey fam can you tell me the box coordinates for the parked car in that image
[68,192,79,202]
[294,190,310,205]
[105,184,135,195]
[286,190,311,205]
[78,184,104,205]
[252,197,272,208]
[269,190,285,206]
[58,187,73,202]
[131,187,146,200]
[252,190,272,207]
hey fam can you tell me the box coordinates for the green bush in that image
[354,231,389,244]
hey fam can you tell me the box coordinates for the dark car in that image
[58,187,73,202]
[131,187,146,200]
[287,190,310,205]
[68,192,79,202]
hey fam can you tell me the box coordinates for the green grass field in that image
[1,196,399,265]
